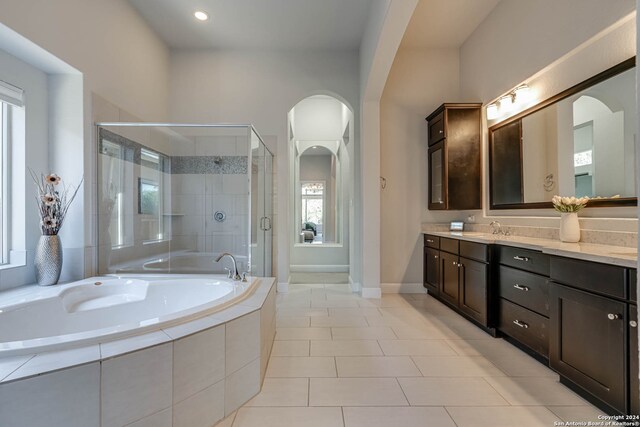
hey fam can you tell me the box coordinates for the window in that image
[139,148,164,242]
[0,80,24,265]
[574,150,593,167]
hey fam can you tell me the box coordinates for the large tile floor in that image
[217,284,603,427]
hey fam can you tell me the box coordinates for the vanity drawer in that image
[499,266,549,316]
[424,234,440,249]
[499,298,549,357]
[440,237,459,255]
[428,110,445,145]
[460,240,489,263]
[498,246,549,276]
[550,257,626,300]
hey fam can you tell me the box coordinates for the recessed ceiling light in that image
[194,10,209,21]
[312,146,318,149]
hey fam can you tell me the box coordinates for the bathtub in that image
[113,252,249,275]
[0,274,257,356]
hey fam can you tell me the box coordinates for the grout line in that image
[443,406,461,427]
[340,406,346,427]
[307,377,311,407]
[479,376,512,406]
[395,376,412,406]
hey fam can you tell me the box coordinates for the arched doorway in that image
[287,95,355,286]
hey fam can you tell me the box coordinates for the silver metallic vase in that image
[35,235,63,286]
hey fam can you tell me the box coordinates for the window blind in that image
[0,80,24,107]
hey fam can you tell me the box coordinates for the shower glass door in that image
[250,128,273,277]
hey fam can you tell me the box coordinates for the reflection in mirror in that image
[489,59,636,208]
[297,145,339,244]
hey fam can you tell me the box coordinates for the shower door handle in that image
[259,217,266,231]
[264,217,272,231]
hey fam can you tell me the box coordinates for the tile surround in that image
[0,278,276,427]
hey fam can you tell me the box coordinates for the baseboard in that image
[348,276,361,293]
[381,282,426,294]
[360,287,382,299]
[277,282,289,293]
[289,264,349,273]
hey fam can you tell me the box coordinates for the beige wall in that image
[380,1,637,286]
[380,48,460,285]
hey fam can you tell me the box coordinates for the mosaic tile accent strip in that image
[171,156,247,175]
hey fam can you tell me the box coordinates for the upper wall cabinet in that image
[489,58,637,209]
[426,103,482,210]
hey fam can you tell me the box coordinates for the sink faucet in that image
[215,252,241,280]
[489,221,502,235]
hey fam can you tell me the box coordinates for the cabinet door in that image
[459,258,488,325]
[630,304,638,415]
[428,141,446,210]
[424,248,440,296]
[550,283,626,413]
[440,252,459,307]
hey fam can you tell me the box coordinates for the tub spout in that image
[215,252,241,281]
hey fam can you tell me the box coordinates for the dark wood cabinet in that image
[550,282,626,414]
[440,251,460,307]
[426,103,482,210]
[459,258,488,324]
[630,304,638,414]
[424,247,440,296]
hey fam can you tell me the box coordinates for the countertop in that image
[422,229,638,269]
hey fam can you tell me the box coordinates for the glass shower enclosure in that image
[95,124,273,277]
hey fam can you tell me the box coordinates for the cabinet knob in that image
[512,320,529,329]
[452,261,457,265]
[434,255,438,259]
[439,130,443,134]
[630,320,638,328]
[513,256,530,262]
[607,313,621,320]
[513,284,529,291]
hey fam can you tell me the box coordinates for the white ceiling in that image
[400,0,501,49]
[128,0,374,50]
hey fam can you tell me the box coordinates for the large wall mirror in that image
[489,57,636,209]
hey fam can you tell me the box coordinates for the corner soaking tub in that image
[0,274,258,356]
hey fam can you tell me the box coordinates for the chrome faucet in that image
[215,252,241,280]
[489,221,502,235]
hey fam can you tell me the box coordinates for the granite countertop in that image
[422,228,638,268]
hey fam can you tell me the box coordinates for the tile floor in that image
[216,284,604,427]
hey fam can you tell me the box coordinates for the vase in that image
[559,212,580,243]
[35,235,63,286]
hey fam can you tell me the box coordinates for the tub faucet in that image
[215,252,241,281]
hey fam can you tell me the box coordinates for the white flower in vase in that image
[552,195,588,242]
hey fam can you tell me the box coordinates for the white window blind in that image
[0,80,24,107]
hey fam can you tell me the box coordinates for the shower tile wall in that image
[169,136,249,271]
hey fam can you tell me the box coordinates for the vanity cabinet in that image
[629,304,638,415]
[549,257,630,414]
[496,245,551,359]
[426,103,482,211]
[423,235,490,327]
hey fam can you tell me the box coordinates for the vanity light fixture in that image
[499,94,514,112]
[486,103,499,120]
[194,10,209,21]
[513,84,531,103]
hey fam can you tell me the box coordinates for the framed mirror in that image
[489,57,636,209]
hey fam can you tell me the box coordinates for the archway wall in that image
[169,50,360,289]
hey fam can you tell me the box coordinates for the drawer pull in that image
[439,130,443,134]
[513,284,529,291]
[630,320,638,328]
[426,239,435,243]
[457,263,462,268]
[434,255,438,259]
[512,320,529,329]
[607,313,621,320]
[513,256,530,262]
